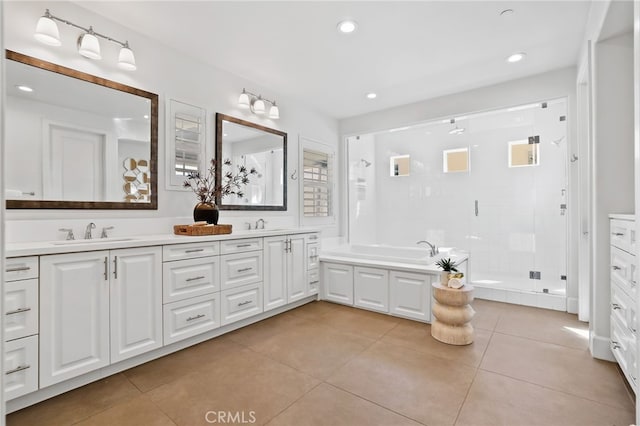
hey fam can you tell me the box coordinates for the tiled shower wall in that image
[348,99,568,296]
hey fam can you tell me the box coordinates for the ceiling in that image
[76,1,592,120]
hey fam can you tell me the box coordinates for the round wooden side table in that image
[431,282,475,345]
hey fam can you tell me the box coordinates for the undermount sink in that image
[50,237,135,245]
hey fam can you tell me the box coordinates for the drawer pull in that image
[186,276,206,282]
[309,280,320,285]
[186,314,206,322]
[612,303,622,310]
[6,364,30,375]
[612,265,622,271]
[612,232,625,236]
[612,341,621,350]
[237,267,253,273]
[237,300,252,307]
[308,235,318,240]
[236,244,252,248]
[5,307,31,316]
[5,266,31,273]
[185,248,205,253]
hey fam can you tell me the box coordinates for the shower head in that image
[551,136,565,146]
[360,159,372,167]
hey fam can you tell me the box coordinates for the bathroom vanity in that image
[3,228,320,411]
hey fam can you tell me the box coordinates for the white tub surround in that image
[3,227,320,412]
[319,245,468,322]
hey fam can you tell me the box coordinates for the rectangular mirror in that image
[5,50,158,209]
[215,113,287,211]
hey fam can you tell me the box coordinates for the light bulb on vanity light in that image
[238,89,250,109]
[78,28,101,60]
[34,9,61,46]
[118,42,136,70]
[253,97,266,115]
[269,102,280,119]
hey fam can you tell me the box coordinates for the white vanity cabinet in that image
[389,270,432,322]
[322,262,354,305]
[354,267,389,313]
[39,247,162,387]
[610,215,638,392]
[263,234,308,311]
[4,256,40,400]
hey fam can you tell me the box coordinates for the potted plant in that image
[435,257,459,286]
[183,158,257,224]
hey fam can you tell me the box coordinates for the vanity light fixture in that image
[237,88,280,119]
[448,119,465,135]
[34,9,137,71]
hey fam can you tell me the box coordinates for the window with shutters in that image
[166,100,206,190]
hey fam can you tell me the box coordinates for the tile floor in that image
[7,300,636,426]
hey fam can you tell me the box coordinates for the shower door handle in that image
[474,200,478,217]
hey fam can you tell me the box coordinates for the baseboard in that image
[566,297,579,315]
[590,334,615,361]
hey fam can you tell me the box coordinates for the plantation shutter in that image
[303,149,332,217]
[174,113,202,178]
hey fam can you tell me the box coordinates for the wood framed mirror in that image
[5,50,158,209]
[215,113,287,211]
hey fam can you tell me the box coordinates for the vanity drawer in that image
[220,283,263,326]
[611,313,638,390]
[220,238,263,254]
[611,281,637,335]
[307,243,320,270]
[163,294,221,345]
[5,257,38,282]
[611,245,637,299]
[220,251,263,290]
[308,269,320,295]
[611,219,637,254]
[162,242,220,262]
[4,335,38,401]
[5,279,39,341]
[163,257,220,303]
[305,233,320,243]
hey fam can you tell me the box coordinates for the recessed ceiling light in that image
[16,85,33,92]
[507,52,526,63]
[500,9,514,17]
[337,20,358,34]
[366,92,377,99]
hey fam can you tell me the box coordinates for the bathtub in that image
[320,244,459,268]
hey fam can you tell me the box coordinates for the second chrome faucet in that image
[417,240,439,257]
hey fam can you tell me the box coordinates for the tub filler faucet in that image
[417,240,438,257]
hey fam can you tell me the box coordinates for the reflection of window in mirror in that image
[300,136,336,226]
[390,155,410,176]
[443,148,469,173]
[509,139,539,167]
[166,99,206,190]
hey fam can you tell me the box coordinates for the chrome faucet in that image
[255,218,266,230]
[84,222,96,239]
[417,240,438,257]
[101,226,114,238]
[59,228,75,240]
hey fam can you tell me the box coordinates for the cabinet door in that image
[40,251,110,387]
[288,235,307,303]
[322,262,354,305]
[110,247,163,363]
[389,271,431,322]
[354,267,389,313]
[263,236,287,311]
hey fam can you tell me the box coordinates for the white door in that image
[40,251,110,387]
[263,236,287,311]
[110,247,163,363]
[389,271,431,322]
[354,266,389,313]
[46,124,107,201]
[322,263,354,305]
[287,235,307,302]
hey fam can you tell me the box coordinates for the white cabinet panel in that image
[162,242,219,262]
[220,251,263,290]
[163,256,220,303]
[308,269,320,296]
[5,257,38,282]
[322,263,354,305]
[110,247,163,363]
[263,237,287,311]
[221,283,263,326]
[390,271,431,321]
[5,335,38,400]
[354,267,389,313]
[611,219,637,254]
[307,243,320,271]
[163,294,221,345]
[5,278,39,341]
[220,238,263,254]
[287,236,307,303]
[40,251,110,387]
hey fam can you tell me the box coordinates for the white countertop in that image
[6,227,321,258]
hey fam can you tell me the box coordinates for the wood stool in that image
[431,283,475,345]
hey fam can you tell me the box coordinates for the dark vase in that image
[193,202,219,225]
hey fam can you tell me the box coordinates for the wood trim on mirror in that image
[215,113,287,211]
[5,50,158,210]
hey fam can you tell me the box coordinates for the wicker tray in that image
[173,224,232,236]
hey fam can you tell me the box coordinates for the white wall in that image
[3,1,339,242]
[591,31,635,360]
